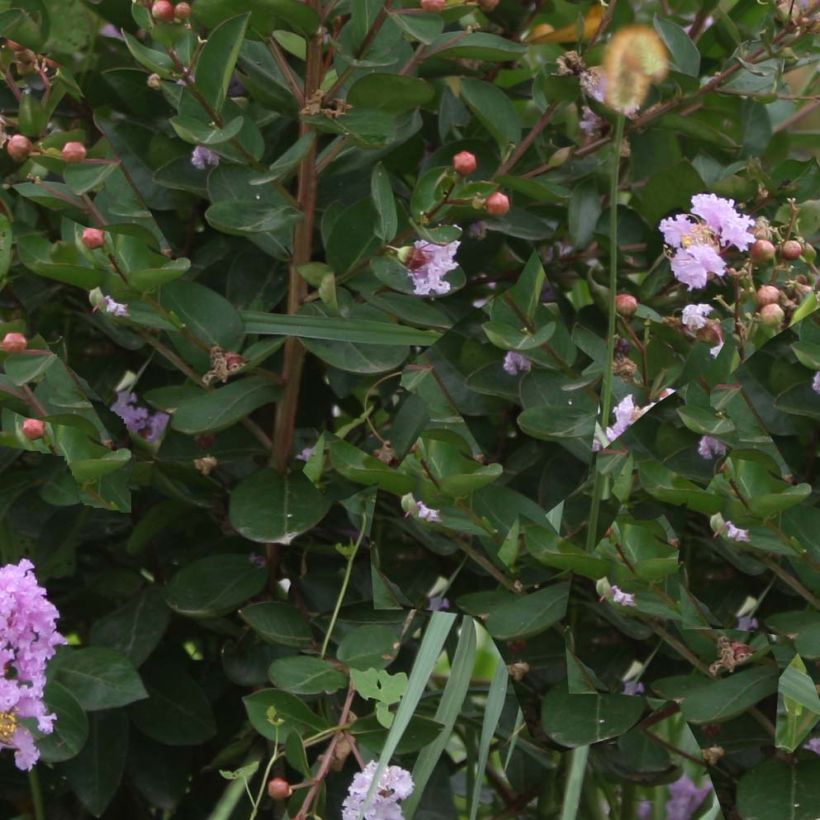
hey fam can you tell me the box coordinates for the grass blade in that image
[559,746,589,820]
[404,617,477,818]
[468,644,509,820]
[357,611,456,820]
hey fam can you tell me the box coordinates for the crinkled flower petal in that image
[671,245,726,290]
[690,194,754,251]
[660,214,698,248]
[681,303,713,331]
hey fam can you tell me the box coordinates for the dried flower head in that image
[603,26,668,114]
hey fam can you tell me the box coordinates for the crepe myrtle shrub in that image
[0,0,819,818]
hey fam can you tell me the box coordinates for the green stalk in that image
[559,746,590,820]
[28,767,45,820]
[586,113,625,553]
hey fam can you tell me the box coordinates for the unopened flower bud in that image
[420,0,445,10]
[61,141,87,163]
[750,239,775,265]
[1,332,28,353]
[485,192,510,216]
[759,303,784,326]
[81,228,106,250]
[780,239,802,261]
[6,134,32,162]
[452,151,477,176]
[755,285,780,307]
[151,0,176,21]
[175,2,192,20]
[147,73,162,89]
[801,243,816,263]
[615,293,638,316]
[22,418,45,440]
[267,777,293,800]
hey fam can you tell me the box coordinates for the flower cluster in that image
[611,585,636,607]
[622,680,644,696]
[100,295,129,317]
[405,238,459,296]
[342,761,414,820]
[724,521,750,543]
[190,145,220,170]
[599,391,673,448]
[0,559,65,770]
[638,775,712,820]
[697,435,726,460]
[660,194,754,290]
[111,391,170,443]
[503,351,531,375]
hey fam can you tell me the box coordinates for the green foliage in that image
[0,0,818,818]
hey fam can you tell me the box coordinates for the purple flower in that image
[671,244,726,290]
[579,106,606,138]
[190,145,220,170]
[296,445,315,462]
[724,522,750,542]
[503,351,531,375]
[813,372,820,394]
[428,595,450,612]
[637,800,653,819]
[416,502,441,523]
[0,559,65,771]
[660,214,699,248]
[665,775,712,820]
[342,761,414,820]
[804,737,820,755]
[681,303,713,332]
[611,586,636,607]
[623,681,645,696]
[690,194,755,251]
[697,436,726,460]
[736,616,758,631]
[110,391,170,444]
[406,239,460,296]
[101,295,129,317]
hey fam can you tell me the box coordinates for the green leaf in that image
[243,689,330,741]
[677,405,735,436]
[268,656,348,695]
[371,164,398,242]
[56,647,148,711]
[251,132,315,184]
[460,78,521,150]
[485,584,569,640]
[229,469,331,544]
[165,554,267,618]
[681,667,779,724]
[169,114,244,145]
[88,587,170,667]
[337,625,398,670]
[38,681,89,764]
[0,215,11,290]
[776,654,820,753]
[171,378,280,434]
[654,17,700,77]
[196,14,250,113]
[737,758,820,820]
[240,601,314,648]
[431,32,526,62]
[541,687,645,747]
[526,526,609,580]
[129,662,218,746]
[3,351,56,386]
[62,711,128,818]
[193,0,320,38]
[568,180,601,248]
[348,73,434,114]
[205,199,302,235]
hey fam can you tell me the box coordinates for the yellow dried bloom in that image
[603,26,669,114]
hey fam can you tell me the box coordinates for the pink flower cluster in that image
[342,761,414,820]
[660,195,754,290]
[405,238,460,296]
[0,559,65,770]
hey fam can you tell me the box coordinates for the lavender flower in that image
[606,395,638,442]
[0,559,65,770]
[503,351,532,375]
[428,595,450,612]
[296,445,316,462]
[342,761,414,820]
[660,214,699,247]
[804,737,820,755]
[671,244,726,291]
[665,775,712,820]
[190,145,220,170]
[690,194,755,251]
[637,800,653,819]
[100,295,129,317]
[813,372,820,394]
[697,436,726,460]
[611,586,636,607]
[405,239,460,296]
[416,502,441,523]
[681,303,713,332]
[623,681,645,696]
[724,522,750,542]
[111,391,170,444]
[736,615,758,631]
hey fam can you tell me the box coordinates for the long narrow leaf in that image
[404,617,477,818]
[357,612,456,820]
[241,312,441,346]
[468,645,509,820]
[559,746,589,820]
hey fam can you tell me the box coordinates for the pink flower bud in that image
[1,332,28,353]
[22,419,45,440]
[759,303,784,326]
[81,228,106,250]
[780,239,802,261]
[750,239,775,265]
[755,285,779,307]
[151,0,175,21]
[452,151,477,176]
[420,0,445,10]
[61,142,87,163]
[267,778,293,800]
[7,134,32,162]
[175,2,192,20]
[485,192,510,216]
[615,293,638,317]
